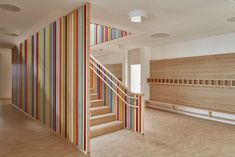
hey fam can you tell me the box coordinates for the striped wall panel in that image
[12,4,90,154]
[90,23,130,46]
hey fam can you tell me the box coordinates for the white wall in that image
[94,52,124,65]
[152,32,235,60]
[129,49,141,65]
[0,48,12,99]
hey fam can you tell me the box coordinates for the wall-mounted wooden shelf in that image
[147,78,235,88]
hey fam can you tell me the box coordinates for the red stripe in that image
[139,96,141,133]
[25,40,28,112]
[83,5,87,151]
[124,90,127,128]
[59,19,62,135]
[96,24,98,44]
[117,83,119,120]
[136,96,138,132]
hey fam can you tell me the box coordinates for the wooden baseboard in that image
[0,98,11,100]
[146,100,235,126]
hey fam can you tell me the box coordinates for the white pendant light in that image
[129,10,148,23]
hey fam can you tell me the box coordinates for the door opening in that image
[130,64,141,93]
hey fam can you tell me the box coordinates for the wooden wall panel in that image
[105,63,122,81]
[149,53,235,113]
[150,53,235,79]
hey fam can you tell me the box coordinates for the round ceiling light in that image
[150,33,171,38]
[0,4,21,12]
[129,10,148,23]
[226,16,235,22]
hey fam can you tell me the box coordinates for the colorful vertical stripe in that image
[90,23,130,46]
[12,4,90,154]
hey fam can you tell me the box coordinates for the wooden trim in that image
[147,78,235,89]
[146,100,235,115]
[0,98,11,100]
[146,100,235,125]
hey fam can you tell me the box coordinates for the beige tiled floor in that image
[2,102,235,157]
[91,108,235,157]
[0,104,85,157]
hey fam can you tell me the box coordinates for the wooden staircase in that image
[90,88,123,138]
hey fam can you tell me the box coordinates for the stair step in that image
[90,121,123,138]
[91,106,110,116]
[90,113,116,126]
[90,88,95,94]
[90,93,98,100]
[90,100,104,108]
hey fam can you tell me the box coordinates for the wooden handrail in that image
[90,66,139,109]
[90,54,143,96]
[90,59,138,100]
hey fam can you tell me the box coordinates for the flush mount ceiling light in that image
[150,33,171,38]
[129,10,148,23]
[0,4,21,12]
[226,16,235,22]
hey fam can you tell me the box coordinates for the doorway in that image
[130,64,141,93]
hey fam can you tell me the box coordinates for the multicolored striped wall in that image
[90,23,130,46]
[90,56,143,133]
[12,4,90,154]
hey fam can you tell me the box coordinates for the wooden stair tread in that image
[90,99,104,108]
[90,121,123,138]
[90,99,103,102]
[90,88,95,94]
[91,113,115,120]
[90,93,98,96]
[90,105,109,111]
[90,93,98,100]
[90,113,116,126]
[90,106,110,117]
[91,121,122,131]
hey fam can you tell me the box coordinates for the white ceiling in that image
[90,0,235,54]
[0,0,85,48]
[1,0,235,52]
